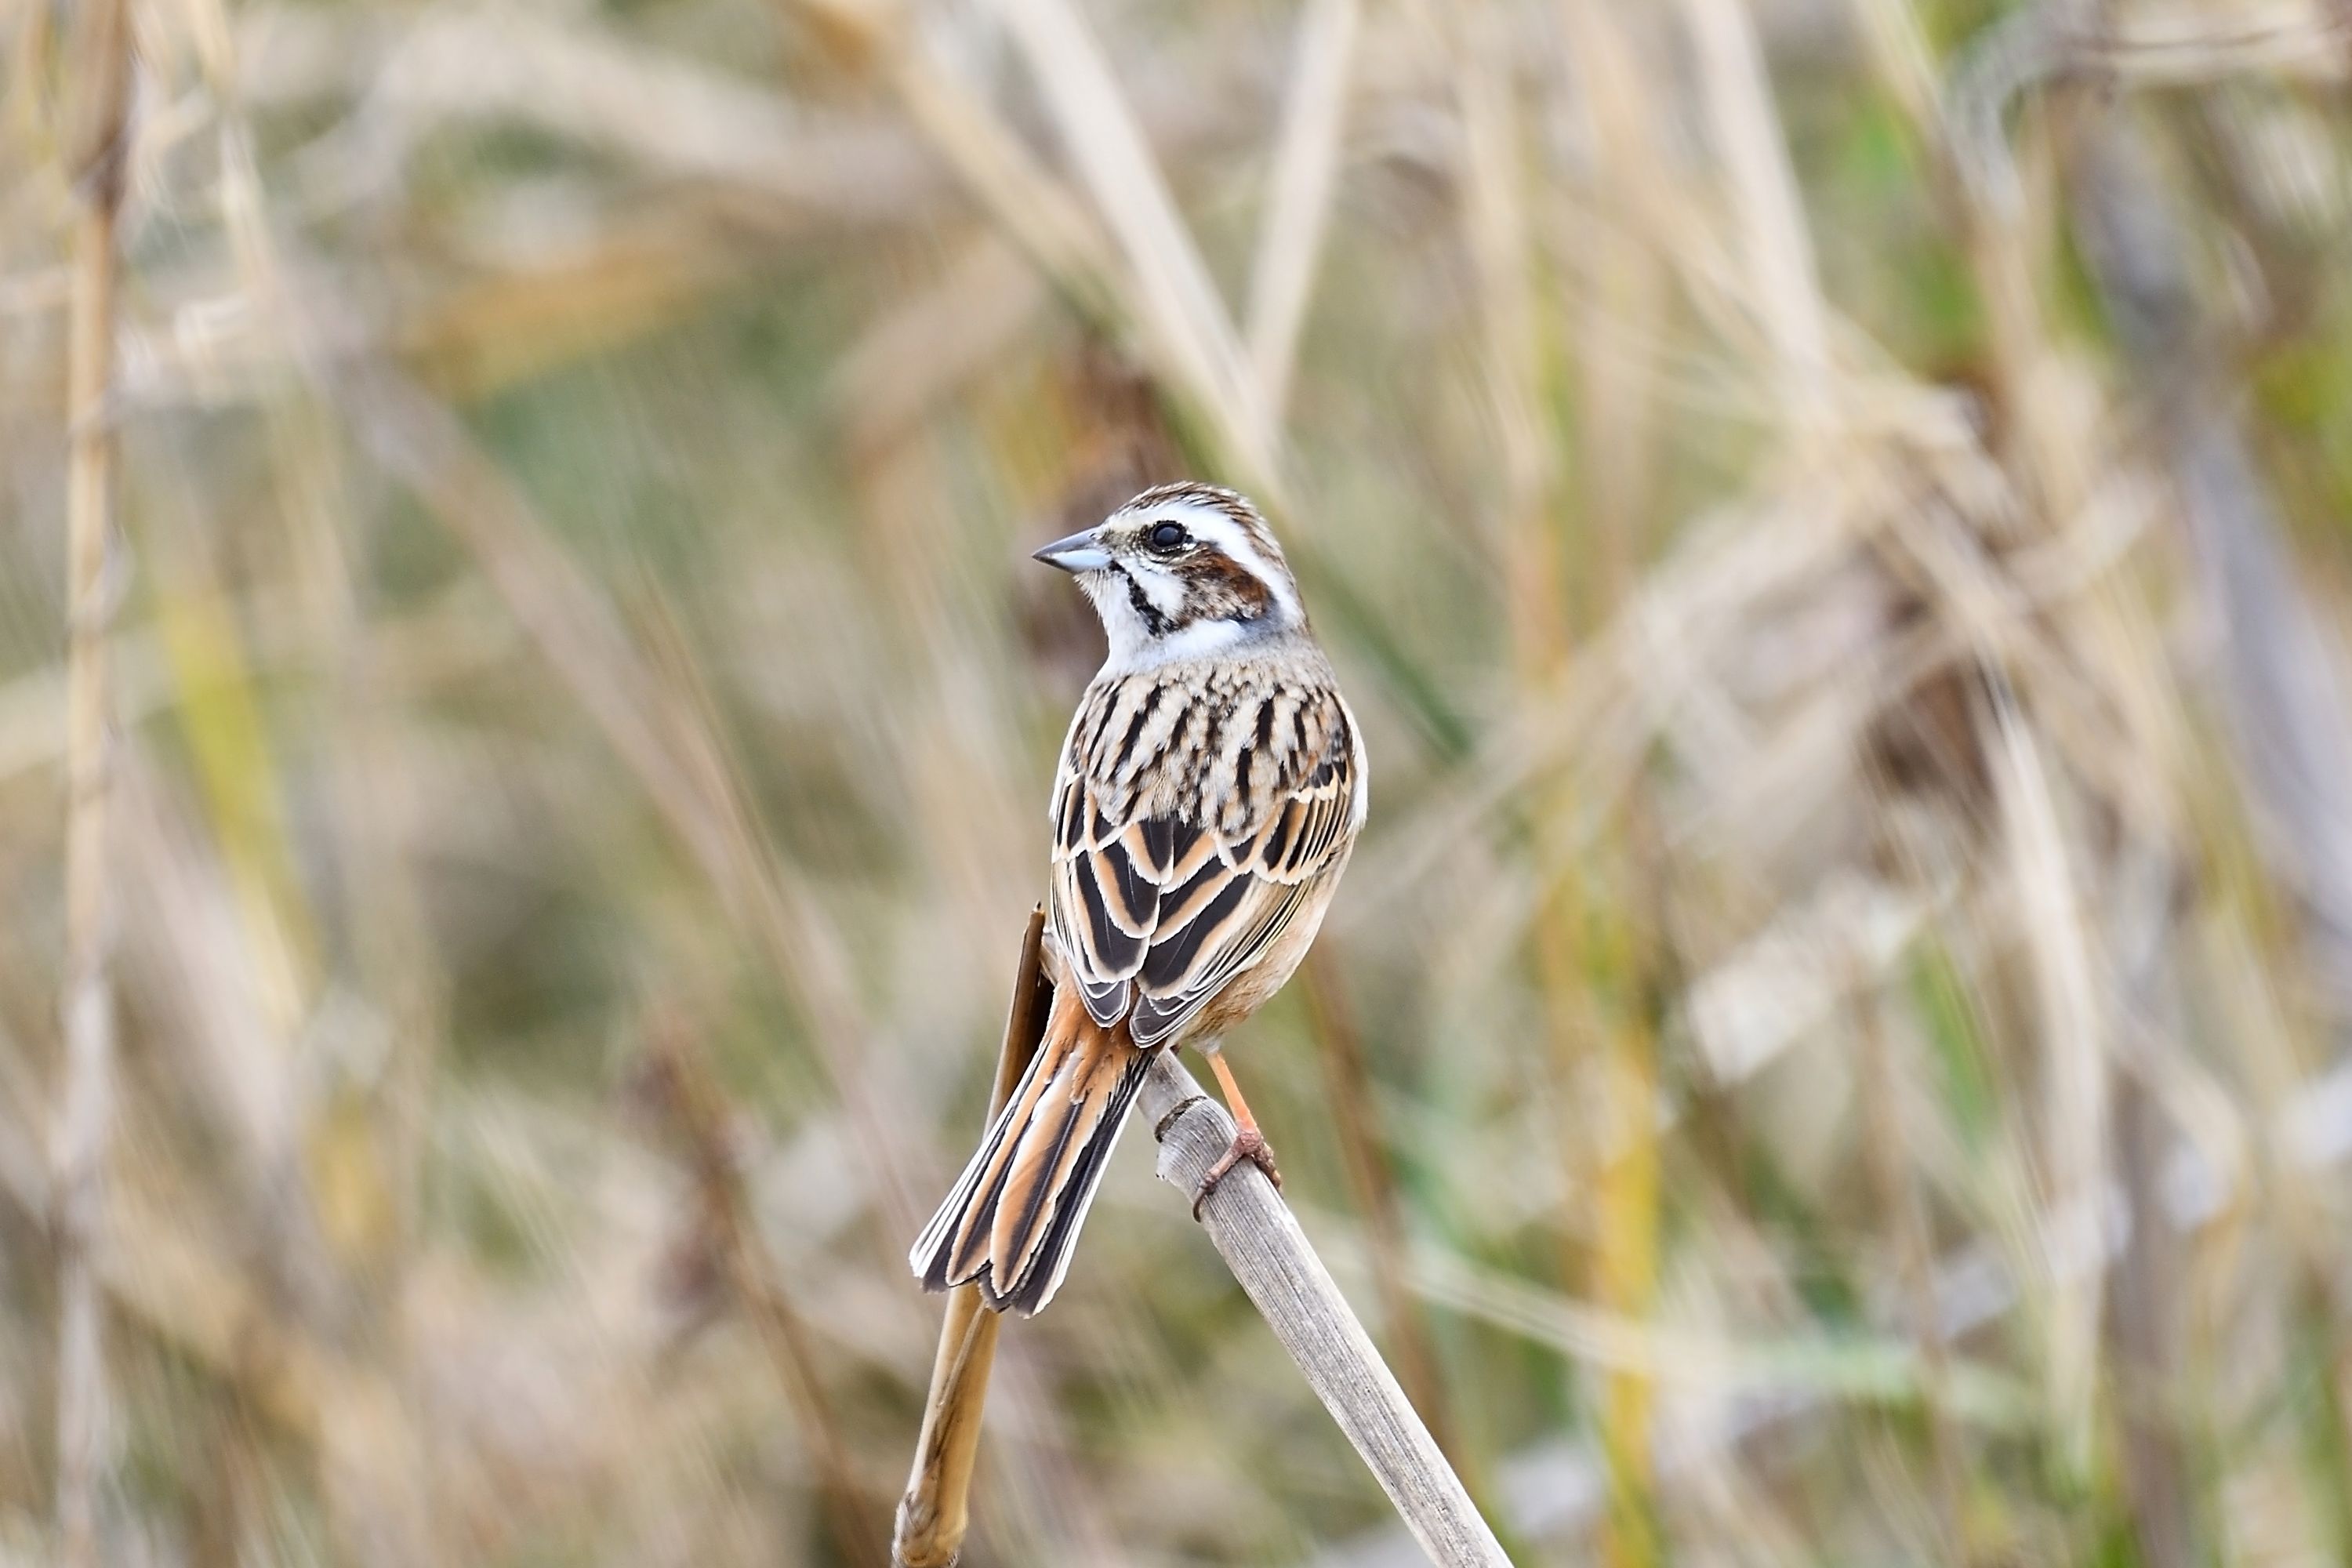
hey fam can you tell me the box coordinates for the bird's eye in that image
[1149,521,1189,553]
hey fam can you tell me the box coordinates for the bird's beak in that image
[1032,529,1114,573]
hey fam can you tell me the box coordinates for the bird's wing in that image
[1048,682,1363,1047]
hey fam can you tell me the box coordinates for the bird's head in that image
[1032,483,1304,671]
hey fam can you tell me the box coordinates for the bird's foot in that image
[1192,1126,1281,1219]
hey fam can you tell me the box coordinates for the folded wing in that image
[1048,684,1360,1047]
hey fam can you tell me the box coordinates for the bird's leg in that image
[1193,1046,1281,1218]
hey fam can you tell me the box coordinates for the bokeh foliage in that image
[5,0,2352,1563]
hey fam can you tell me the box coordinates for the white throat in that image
[1100,600,1259,673]
[1078,569,1269,673]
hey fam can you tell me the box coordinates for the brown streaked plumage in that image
[910,483,1367,1314]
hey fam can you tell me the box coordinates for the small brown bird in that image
[910,483,1367,1315]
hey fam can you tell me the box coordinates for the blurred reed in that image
[51,0,132,1560]
[7,0,2352,1564]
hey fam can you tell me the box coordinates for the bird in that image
[909,481,1367,1316]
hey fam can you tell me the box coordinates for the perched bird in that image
[911,482,1367,1315]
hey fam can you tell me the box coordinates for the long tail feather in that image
[910,993,1148,1316]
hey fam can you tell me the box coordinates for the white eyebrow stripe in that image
[1159,502,1298,622]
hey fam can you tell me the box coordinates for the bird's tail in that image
[910,987,1149,1316]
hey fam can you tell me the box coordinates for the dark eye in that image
[1149,521,1189,553]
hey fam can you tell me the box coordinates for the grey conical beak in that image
[1032,529,1113,573]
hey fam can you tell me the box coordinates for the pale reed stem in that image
[1143,1053,1513,1568]
[895,909,1052,1568]
[55,0,133,1559]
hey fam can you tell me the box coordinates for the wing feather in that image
[1047,677,1363,1047]
[1131,880,1312,1046]
[1123,818,1175,883]
[1089,839,1156,934]
[1141,877,1258,991]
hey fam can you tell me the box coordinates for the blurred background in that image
[8,0,2352,1562]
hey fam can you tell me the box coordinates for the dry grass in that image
[50,0,133,1561]
[7,0,2352,1563]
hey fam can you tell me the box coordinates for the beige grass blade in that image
[895,907,1052,1568]
[1143,1053,1513,1568]
[1677,0,1830,426]
[329,365,926,1238]
[990,0,1279,488]
[54,0,133,1555]
[1244,0,1359,426]
[1986,683,2107,1475]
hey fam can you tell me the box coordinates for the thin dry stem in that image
[1300,949,1459,1465]
[1243,0,1358,426]
[1143,1052,1514,1568]
[53,0,132,1558]
[991,0,1278,488]
[13,0,2352,1559]
[1987,680,2108,1474]
[1559,0,1669,605]
[331,365,926,1236]
[1598,855,1665,1568]
[894,907,1054,1568]
[1454,4,1566,681]
[1850,980,1970,1561]
[1678,0,1829,426]
[648,1012,883,1568]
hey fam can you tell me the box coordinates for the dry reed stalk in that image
[894,907,1053,1568]
[868,44,1119,313]
[1298,949,1458,1465]
[645,1011,884,1568]
[1243,0,1358,426]
[1558,0,1668,608]
[782,0,1174,469]
[1861,5,2153,1496]
[140,426,444,1566]
[990,0,1272,478]
[1849,978,1970,1561]
[141,506,314,1029]
[786,0,1297,512]
[833,237,1048,458]
[2110,1004,2198,1568]
[1541,18,1679,1547]
[2071,88,2352,1011]
[217,41,449,1489]
[1590,840,1664,1568]
[1142,1052,1515,1568]
[332,365,925,1236]
[1452,41,1640,1543]
[1676,0,1829,427]
[1453,4,1566,684]
[53,0,133,1559]
[1942,21,2223,1501]
[400,221,758,402]
[0,1071,334,1450]
[2061,106,2319,1563]
[1938,7,2102,529]
[1986,684,2108,1472]
[786,0,1143,325]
